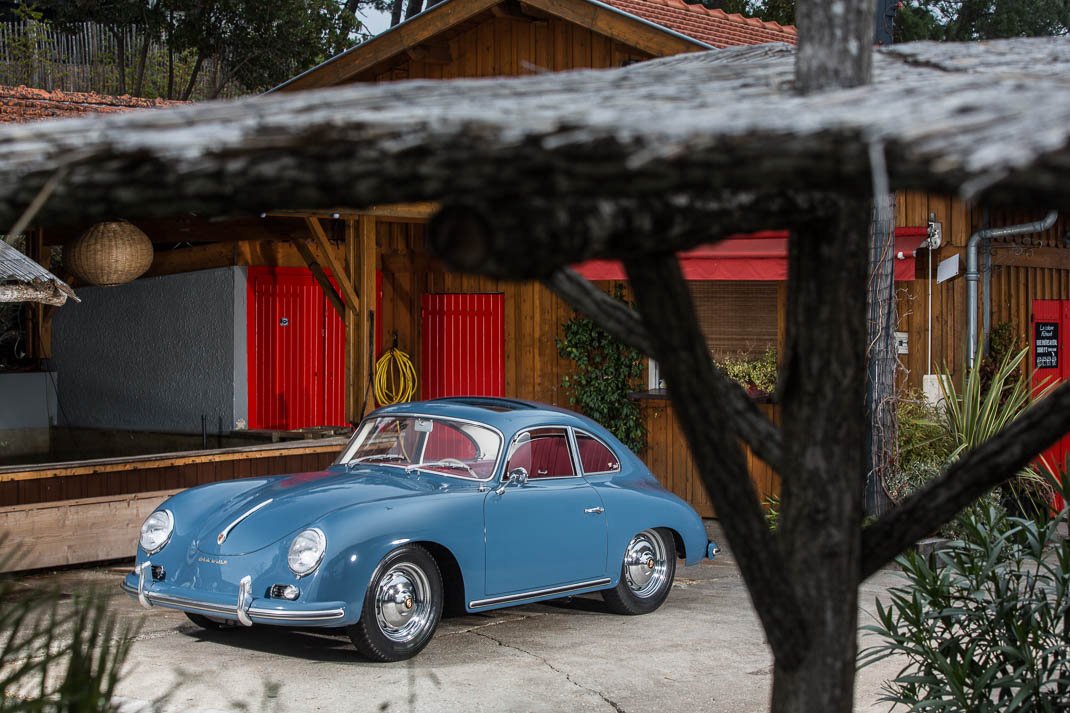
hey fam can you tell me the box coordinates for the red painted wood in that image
[1032,299,1066,509]
[247,267,346,429]
[421,293,505,399]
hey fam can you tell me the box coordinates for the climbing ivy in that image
[556,286,647,453]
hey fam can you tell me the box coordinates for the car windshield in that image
[335,416,502,480]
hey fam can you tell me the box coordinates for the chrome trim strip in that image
[469,578,612,609]
[217,499,273,545]
[120,581,346,622]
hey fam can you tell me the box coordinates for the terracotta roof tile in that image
[602,0,796,48]
[0,85,183,124]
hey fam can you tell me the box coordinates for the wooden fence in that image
[0,21,241,99]
[0,439,345,571]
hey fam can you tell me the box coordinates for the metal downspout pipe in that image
[966,210,1059,368]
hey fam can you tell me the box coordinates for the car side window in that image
[575,432,621,474]
[505,428,575,479]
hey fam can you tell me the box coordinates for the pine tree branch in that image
[860,380,1070,579]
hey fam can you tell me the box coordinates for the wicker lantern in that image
[65,220,154,287]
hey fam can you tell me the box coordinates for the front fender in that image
[307,490,485,620]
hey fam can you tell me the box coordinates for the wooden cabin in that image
[2,0,1067,570]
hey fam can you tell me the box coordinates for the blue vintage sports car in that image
[123,398,718,661]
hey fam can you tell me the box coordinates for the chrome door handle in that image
[584,506,604,514]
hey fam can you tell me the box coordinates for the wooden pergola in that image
[2,35,1070,709]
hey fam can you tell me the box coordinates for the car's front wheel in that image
[348,544,443,662]
[601,528,676,615]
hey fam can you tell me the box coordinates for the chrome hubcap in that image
[623,530,668,599]
[374,563,432,642]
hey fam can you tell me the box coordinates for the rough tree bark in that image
[772,198,871,711]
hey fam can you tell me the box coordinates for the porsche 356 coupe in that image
[123,398,718,661]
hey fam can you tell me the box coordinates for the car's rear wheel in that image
[601,528,676,615]
[349,545,443,662]
[185,612,238,630]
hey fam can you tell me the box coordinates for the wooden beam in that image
[522,0,706,56]
[144,241,237,278]
[0,439,348,482]
[43,216,303,246]
[275,0,502,90]
[267,203,439,221]
[991,245,1070,271]
[305,217,362,310]
[293,239,346,317]
[406,43,453,64]
[345,216,378,423]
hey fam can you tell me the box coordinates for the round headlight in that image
[139,510,173,555]
[288,529,326,576]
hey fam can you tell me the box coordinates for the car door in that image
[483,427,607,596]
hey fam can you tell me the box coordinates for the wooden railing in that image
[0,439,345,572]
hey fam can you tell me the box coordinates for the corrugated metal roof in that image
[0,239,78,305]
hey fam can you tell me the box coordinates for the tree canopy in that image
[26,0,388,97]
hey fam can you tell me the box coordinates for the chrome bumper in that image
[121,562,346,626]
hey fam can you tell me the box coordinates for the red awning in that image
[573,227,929,281]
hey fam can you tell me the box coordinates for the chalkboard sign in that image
[1035,321,1059,370]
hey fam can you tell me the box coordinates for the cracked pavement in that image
[4,524,905,713]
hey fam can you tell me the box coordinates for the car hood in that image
[194,466,440,556]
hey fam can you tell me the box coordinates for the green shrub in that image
[860,505,1070,712]
[557,286,646,453]
[717,347,778,397]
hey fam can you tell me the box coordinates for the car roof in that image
[368,398,604,436]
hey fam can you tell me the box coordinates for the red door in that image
[421,293,505,399]
[1031,299,1069,509]
[247,267,346,429]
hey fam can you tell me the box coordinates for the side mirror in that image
[495,467,528,495]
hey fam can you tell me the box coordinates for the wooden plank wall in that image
[895,193,1070,391]
[0,489,181,572]
[0,441,345,508]
[364,16,651,83]
[378,221,580,407]
[638,399,780,517]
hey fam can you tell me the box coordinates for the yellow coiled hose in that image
[374,347,417,405]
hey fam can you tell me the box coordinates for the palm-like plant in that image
[0,538,138,713]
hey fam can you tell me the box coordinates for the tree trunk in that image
[795,0,874,92]
[771,198,871,713]
[132,29,152,97]
[865,194,897,516]
[405,0,424,21]
[115,29,127,95]
[390,0,405,27]
[166,11,175,100]
[182,51,206,101]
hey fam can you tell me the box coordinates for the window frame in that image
[503,426,582,481]
[570,429,622,476]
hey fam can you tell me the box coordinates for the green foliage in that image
[5,4,52,86]
[892,343,1048,538]
[895,0,1070,42]
[860,504,1070,711]
[557,287,646,453]
[717,347,778,397]
[764,494,780,531]
[0,537,139,712]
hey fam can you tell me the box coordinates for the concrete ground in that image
[4,523,904,713]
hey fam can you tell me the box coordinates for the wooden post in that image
[345,217,377,423]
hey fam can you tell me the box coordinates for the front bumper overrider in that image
[120,561,347,627]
